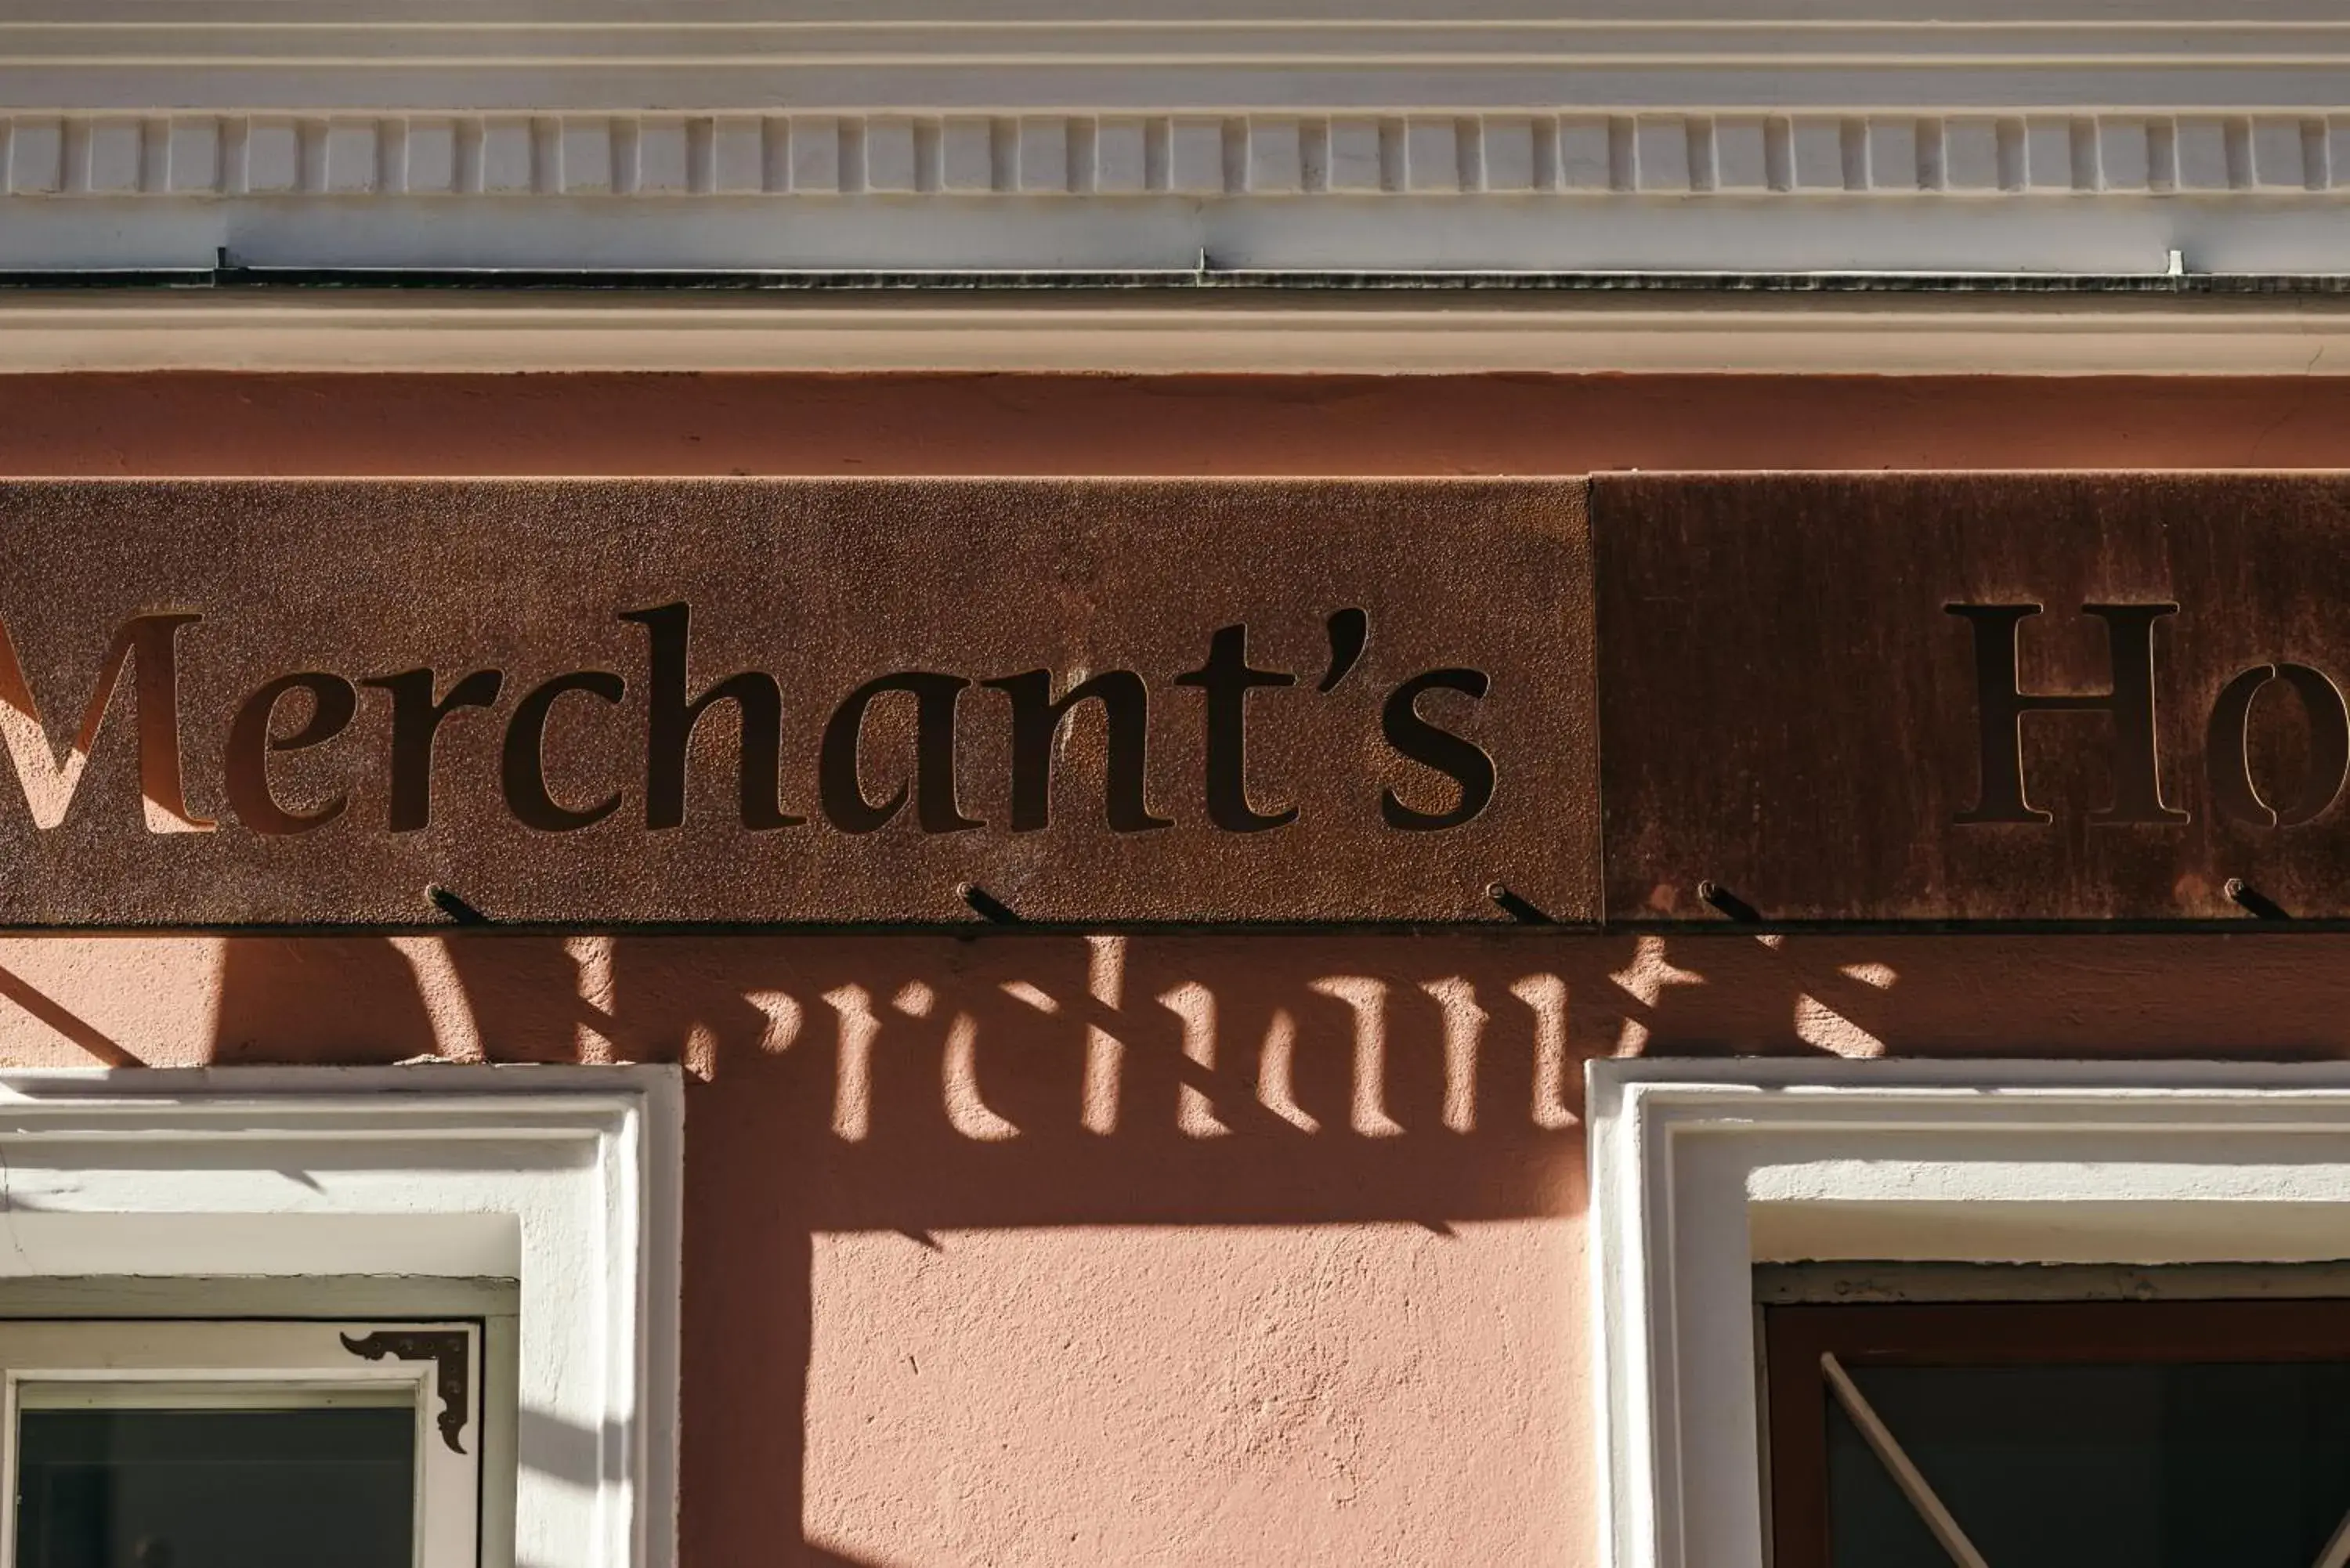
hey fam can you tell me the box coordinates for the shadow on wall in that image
[201,930,1654,1566]
[9,926,2349,1562]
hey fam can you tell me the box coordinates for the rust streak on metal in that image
[1598,472,2350,923]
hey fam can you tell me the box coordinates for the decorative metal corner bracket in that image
[341,1329,472,1454]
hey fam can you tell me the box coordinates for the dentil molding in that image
[5,112,2344,201]
[6,2,2350,278]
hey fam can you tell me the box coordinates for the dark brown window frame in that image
[1765,1299,2350,1568]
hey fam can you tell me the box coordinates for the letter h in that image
[1947,602,2186,826]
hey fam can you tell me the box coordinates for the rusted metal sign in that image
[1596,472,2350,923]
[0,480,1596,925]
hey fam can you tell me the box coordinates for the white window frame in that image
[1587,1057,2350,1568]
[0,1318,484,1567]
[0,1067,682,1568]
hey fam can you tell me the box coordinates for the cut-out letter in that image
[502,671,626,832]
[361,668,503,833]
[0,613,212,833]
[1173,624,1298,833]
[1947,602,2186,825]
[226,671,358,834]
[2207,662,2350,827]
[1380,668,1495,829]
[624,602,803,831]
[819,672,979,834]
[981,669,1170,833]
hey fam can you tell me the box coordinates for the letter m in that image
[0,614,213,833]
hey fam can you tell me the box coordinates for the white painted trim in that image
[10,3,2350,119]
[0,1066,684,1568]
[0,1319,483,1568]
[1586,1059,2350,1568]
[2,112,2342,201]
[6,291,2350,377]
[6,2,2350,273]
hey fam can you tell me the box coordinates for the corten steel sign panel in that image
[1596,472,2350,923]
[0,480,1596,926]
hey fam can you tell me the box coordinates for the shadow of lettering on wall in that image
[217,933,1630,1226]
[11,927,2350,1562]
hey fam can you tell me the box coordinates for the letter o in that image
[2206,662,2350,827]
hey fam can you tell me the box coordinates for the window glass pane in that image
[1830,1362,2350,1568]
[15,1407,415,1568]
[1825,1400,1954,1568]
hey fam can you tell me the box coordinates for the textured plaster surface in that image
[804,1223,1580,1566]
[4,372,2348,1566]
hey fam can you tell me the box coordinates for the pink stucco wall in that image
[5,372,2348,1565]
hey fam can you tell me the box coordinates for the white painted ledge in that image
[6,290,2350,375]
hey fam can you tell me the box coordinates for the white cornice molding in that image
[8,2,2350,281]
[3,110,2343,201]
[7,291,2350,375]
[8,8,2350,114]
